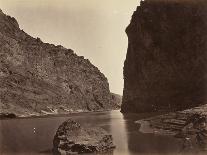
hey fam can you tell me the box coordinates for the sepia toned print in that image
[0,0,207,155]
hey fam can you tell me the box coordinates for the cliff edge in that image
[122,0,207,113]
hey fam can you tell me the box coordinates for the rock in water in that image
[122,0,207,113]
[0,9,118,116]
[52,119,115,155]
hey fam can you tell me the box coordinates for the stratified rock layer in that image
[136,104,207,151]
[0,10,118,116]
[53,119,115,155]
[122,0,207,113]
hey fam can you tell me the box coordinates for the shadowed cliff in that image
[0,10,120,116]
[122,0,207,113]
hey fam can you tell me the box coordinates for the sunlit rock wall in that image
[0,10,119,116]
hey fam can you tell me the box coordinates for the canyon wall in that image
[121,0,207,113]
[0,10,119,116]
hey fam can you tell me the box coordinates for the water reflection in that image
[110,111,128,155]
[1,111,206,155]
[0,111,115,155]
[120,112,180,155]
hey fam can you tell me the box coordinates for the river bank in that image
[136,104,207,135]
[0,109,117,120]
[136,104,207,153]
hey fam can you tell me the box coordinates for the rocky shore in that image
[0,109,113,120]
[136,104,207,151]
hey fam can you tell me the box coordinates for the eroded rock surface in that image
[53,119,115,155]
[136,104,207,151]
[122,0,207,113]
[110,93,122,109]
[0,9,119,117]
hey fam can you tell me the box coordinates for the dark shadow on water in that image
[122,112,207,155]
[121,112,181,154]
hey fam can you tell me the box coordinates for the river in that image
[0,110,204,155]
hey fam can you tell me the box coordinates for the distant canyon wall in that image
[121,0,207,113]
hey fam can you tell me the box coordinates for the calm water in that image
[0,110,205,155]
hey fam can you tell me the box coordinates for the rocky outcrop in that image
[136,104,207,151]
[0,9,118,117]
[122,0,207,113]
[52,119,115,155]
[110,93,122,109]
[0,113,16,119]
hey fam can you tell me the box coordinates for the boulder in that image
[52,119,115,155]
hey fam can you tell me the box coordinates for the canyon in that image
[0,9,121,117]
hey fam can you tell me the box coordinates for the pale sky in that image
[0,0,140,95]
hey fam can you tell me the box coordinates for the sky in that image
[0,0,140,95]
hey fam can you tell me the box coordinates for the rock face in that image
[53,119,115,155]
[0,10,118,116]
[110,93,122,109]
[136,104,207,151]
[122,0,207,113]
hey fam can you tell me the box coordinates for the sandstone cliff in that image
[0,10,119,116]
[122,0,207,113]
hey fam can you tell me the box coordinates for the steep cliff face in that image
[122,0,207,113]
[0,10,118,116]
